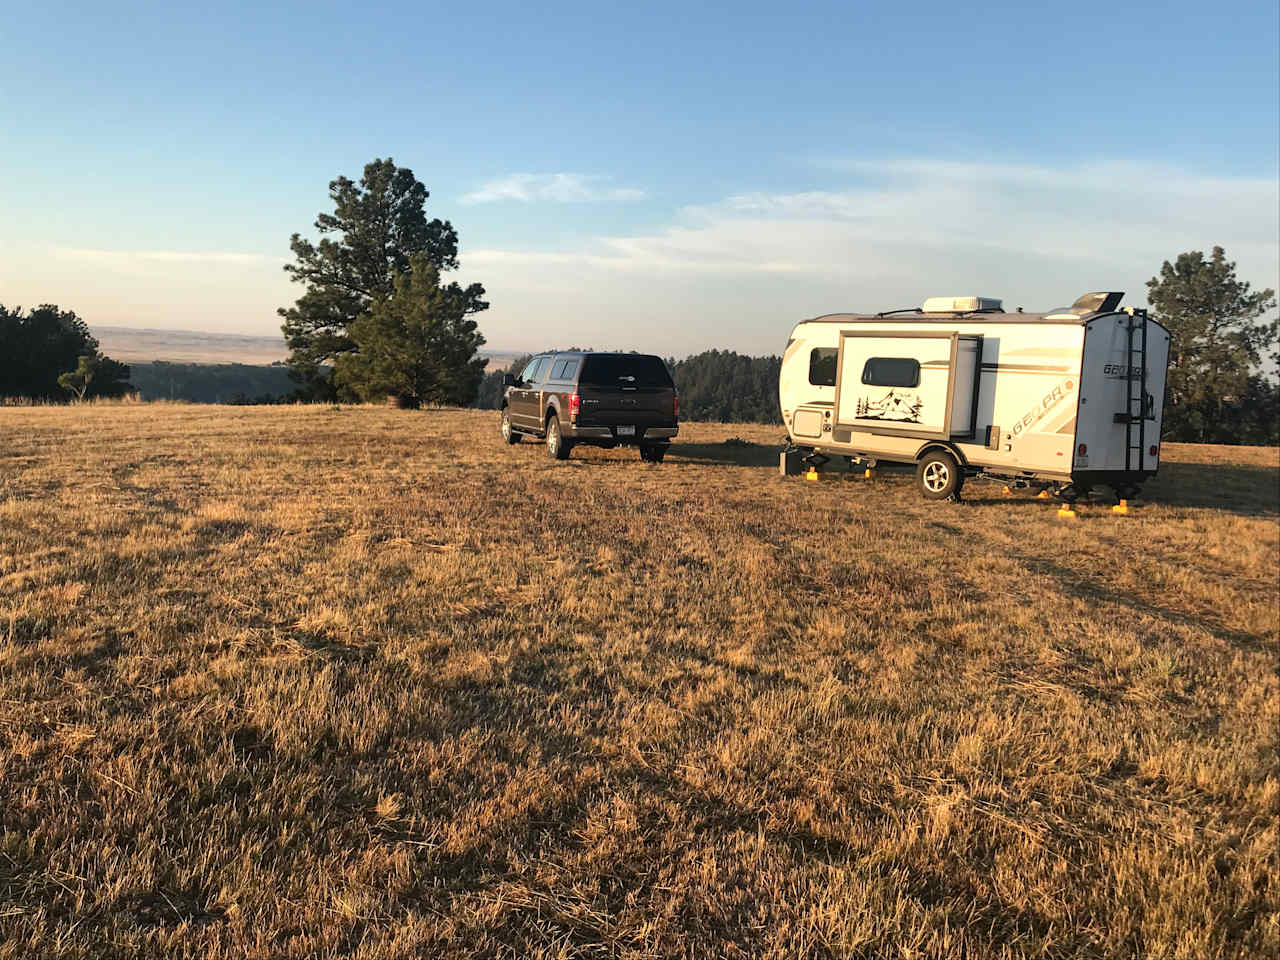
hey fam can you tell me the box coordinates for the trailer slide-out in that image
[778,292,1171,502]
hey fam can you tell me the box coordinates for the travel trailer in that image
[779,293,1170,502]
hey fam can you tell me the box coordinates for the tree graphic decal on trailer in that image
[856,390,923,423]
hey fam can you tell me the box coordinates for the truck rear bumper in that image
[569,425,678,443]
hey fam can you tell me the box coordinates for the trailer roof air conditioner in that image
[921,296,1003,314]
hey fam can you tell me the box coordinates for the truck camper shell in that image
[779,293,1171,501]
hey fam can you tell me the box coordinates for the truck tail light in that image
[569,393,581,420]
[673,393,679,420]
[1149,444,1158,457]
[1077,443,1087,456]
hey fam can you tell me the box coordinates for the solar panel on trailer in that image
[1070,292,1125,314]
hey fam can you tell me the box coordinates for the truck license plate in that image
[617,425,636,437]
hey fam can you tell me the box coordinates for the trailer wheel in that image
[917,451,962,500]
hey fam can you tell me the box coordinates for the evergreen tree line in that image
[127,362,298,404]
[668,351,783,424]
[0,304,131,401]
[471,351,784,424]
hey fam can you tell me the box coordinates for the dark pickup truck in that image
[500,351,679,461]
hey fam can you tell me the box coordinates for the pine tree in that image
[279,158,487,399]
[1147,247,1276,442]
[333,256,487,406]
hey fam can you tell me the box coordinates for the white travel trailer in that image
[779,293,1171,502]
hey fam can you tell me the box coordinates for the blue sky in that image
[2,0,1276,355]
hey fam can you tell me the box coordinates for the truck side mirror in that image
[502,373,516,388]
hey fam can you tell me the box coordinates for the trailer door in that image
[949,336,982,439]
[834,331,978,439]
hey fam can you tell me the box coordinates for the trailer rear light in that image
[1149,444,1158,457]
[1077,443,1087,456]
[673,393,679,420]
[568,393,581,420]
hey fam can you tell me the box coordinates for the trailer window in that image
[809,349,837,386]
[862,357,920,388]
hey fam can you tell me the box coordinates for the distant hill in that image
[90,325,289,365]
[90,324,523,371]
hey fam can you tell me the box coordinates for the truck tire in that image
[917,450,962,500]
[640,444,667,463]
[501,408,521,444]
[545,414,571,460]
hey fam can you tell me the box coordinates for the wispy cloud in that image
[473,160,1279,275]
[460,173,644,205]
[53,247,283,265]
[460,159,1278,354]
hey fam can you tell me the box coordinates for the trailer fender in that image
[913,441,969,469]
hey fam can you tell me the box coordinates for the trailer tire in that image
[917,451,962,500]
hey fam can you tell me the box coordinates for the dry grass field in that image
[1,404,1276,959]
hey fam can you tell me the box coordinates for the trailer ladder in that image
[1120,309,1150,472]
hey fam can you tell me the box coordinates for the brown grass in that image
[0,404,1276,959]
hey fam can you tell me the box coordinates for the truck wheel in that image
[545,414,571,460]
[501,408,520,444]
[640,444,667,463]
[917,451,962,500]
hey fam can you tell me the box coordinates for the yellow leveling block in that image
[805,467,819,482]
[1112,499,1130,515]
[1036,489,1052,499]
[1057,506,1078,519]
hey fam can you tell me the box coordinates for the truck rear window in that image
[580,355,673,388]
